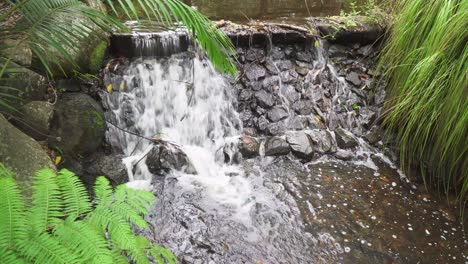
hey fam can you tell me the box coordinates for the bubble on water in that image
[344,247,351,253]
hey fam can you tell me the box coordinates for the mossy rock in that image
[0,114,55,194]
[89,41,108,74]
[48,93,106,157]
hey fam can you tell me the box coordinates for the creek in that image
[102,25,467,263]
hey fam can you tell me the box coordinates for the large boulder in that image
[49,93,105,157]
[146,144,197,175]
[0,63,48,113]
[14,101,54,140]
[286,131,313,159]
[0,114,55,191]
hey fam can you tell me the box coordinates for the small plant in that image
[0,164,176,263]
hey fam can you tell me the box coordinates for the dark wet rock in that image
[49,93,105,156]
[146,144,197,175]
[264,58,279,74]
[267,107,289,122]
[255,90,275,108]
[292,100,315,115]
[242,127,257,137]
[305,129,337,154]
[281,85,301,103]
[357,44,373,57]
[239,89,254,101]
[284,46,295,58]
[288,116,307,130]
[276,60,293,71]
[264,137,290,156]
[84,152,129,186]
[245,64,266,81]
[365,126,384,145]
[280,70,298,83]
[245,48,265,62]
[267,122,287,136]
[328,44,349,58]
[239,135,260,158]
[255,116,269,132]
[346,71,362,87]
[240,109,255,127]
[270,46,285,60]
[55,78,82,92]
[262,76,281,91]
[334,149,354,161]
[14,101,54,140]
[359,108,377,128]
[335,127,359,149]
[286,131,313,159]
[296,50,314,62]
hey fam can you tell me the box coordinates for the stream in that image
[102,27,467,263]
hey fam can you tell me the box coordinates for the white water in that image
[105,55,255,209]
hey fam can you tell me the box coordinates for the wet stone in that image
[267,122,287,136]
[246,48,265,62]
[245,64,266,81]
[264,137,290,156]
[267,106,289,122]
[280,85,300,103]
[346,71,362,87]
[275,60,293,71]
[296,50,314,62]
[292,100,315,115]
[286,131,313,159]
[296,67,309,76]
[146,144,197,175]
[270,46,285,60]
[255,90,275,108]
[255,116,269,132]
[335,127,359,149]
[334,149,354,161]
[280,70,298,83]
[305,129,337,154]
[239,135,260,158]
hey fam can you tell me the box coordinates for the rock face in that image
[146,144,197,175]
[264,137,290,156]
[15,101,54,140]
[286,131,313,159]
[0,114,55,191]
[335,127,359,149]
[49,93,105,156]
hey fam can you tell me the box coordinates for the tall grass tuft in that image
[378,0,467,203]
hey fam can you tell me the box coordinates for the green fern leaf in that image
[17,232,80,264]
[93,176,113,207]
[0,165,27,250]
[56,169,92,219]
[52,217,113,262]
[29,168,64,234]
[118,186,155,216]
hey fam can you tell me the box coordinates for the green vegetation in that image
[379,0,467,202]
[89,41,108,74]
[0,0,237,111]
[0,164,176,263]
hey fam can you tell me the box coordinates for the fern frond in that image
[93,176,114,207]
[56,169,91,219]
[0,249,28,264]
[52,217,113,262]
[117,186,155,216]
[0,165,27,250]
[17,232,80,264]
[109,202,148,229]
[29,168,64,234]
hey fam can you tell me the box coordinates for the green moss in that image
[89,41,108,74]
